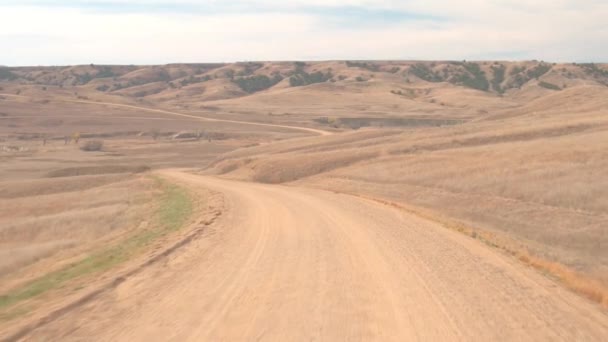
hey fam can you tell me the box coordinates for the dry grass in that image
[204,99,608,309]
[217,104,608,289]
[0,176,193,319]
[79,140,104,152]
[349,193,608,309]
[517,253,608,307]
[2,61,608,314]
[0,174,152,279]
[46,165,150,178]
[0,174,127,199]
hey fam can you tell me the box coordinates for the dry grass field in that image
[0,94,300,324]
[1,60,608,338]
[208,96,608,296]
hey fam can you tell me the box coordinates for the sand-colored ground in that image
[1,61,608,340]
[5,171,607,341]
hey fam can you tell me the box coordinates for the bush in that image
[460,62,490,91]
[538,81,561,90]
[80,140,104,151]
[76,73,93,85]
[94,66,115,78]
[345,61,380,72]
[294,61,307,73]
[0,68,17,80]
[233,74,283,93]
[579,63,608,77]
[527,63,552,79]
[289,71,332,87]
[510,65,526,75]
[410,63,443,82]
[491,64,506,93]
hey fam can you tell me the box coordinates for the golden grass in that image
[0,176,148,277]
[352,193,608,309]
[0,176,193,318]
[46,165,150,178]
[517,253,608,308]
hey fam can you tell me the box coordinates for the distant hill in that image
[2,61,608,126]
[2,61,607,98]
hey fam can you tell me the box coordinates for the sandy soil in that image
[11,170,608,341]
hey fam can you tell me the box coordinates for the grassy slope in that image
[0,176,192,319]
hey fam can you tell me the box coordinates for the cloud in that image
[0,0,606,65]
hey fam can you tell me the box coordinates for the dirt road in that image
[16,171,608,341]
[0,94,332,136]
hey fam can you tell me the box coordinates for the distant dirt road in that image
[16,171,608,341]
[0,93,332,136]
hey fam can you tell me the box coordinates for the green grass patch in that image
[0,176,192,317]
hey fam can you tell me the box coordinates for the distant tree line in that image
[233,74,283,93]
[345,61,380,72]
[490,64,506,93]
[0,68,17,80]
[289,71,333,87]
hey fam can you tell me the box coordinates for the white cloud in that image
[1,1,607,65]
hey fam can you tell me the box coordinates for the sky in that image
[1,0,607,66]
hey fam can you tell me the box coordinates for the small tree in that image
[80,140,103,151]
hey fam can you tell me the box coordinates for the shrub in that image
[76,73,93,85]
[233,74,283,93]
[579,63,608,77]
[0,68,17,80]
[491,64,506,93]
[80,140,104,151]
[289,71,332,87]
[133,91,147,97]
[96,84,110,92]
[235,63,263,76]
[410,63,443,82]
[294,61,307,73]
[510,65,526,75]
[94,66,115,78]
[345,61,380,72]
[538,81,561,90]
[179,75,211,87]
[224,69,235,79]
[527,63,552,79]
[458,62,490,91]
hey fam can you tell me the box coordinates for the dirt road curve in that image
[20,171,608,341]
[0,94,332,136]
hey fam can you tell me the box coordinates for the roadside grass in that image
[517,253,608,308]
[0,176,192,319]
[352,193,608,309]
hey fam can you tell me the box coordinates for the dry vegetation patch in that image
[0,176,193,321]
[346,193,608,309]
[46,165,150,178]
[0,174,127,199]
